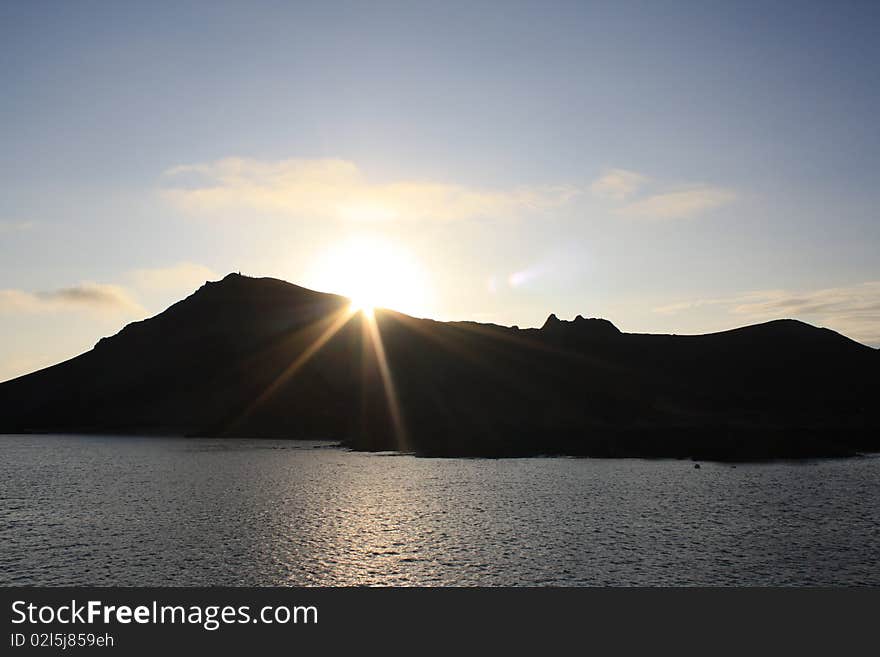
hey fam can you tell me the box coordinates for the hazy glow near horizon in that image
[304,237,433,318]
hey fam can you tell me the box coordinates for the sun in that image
[347,297,375,317]
[304,237,432,317]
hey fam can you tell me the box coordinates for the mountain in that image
[1,273,877,460]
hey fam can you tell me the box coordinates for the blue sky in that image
[2,0,879,380]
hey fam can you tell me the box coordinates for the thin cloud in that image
[0,220,36,234]
[162,157,580,222]
[0,263,217,319]
[590,168,646,201]
[617,187,736,220]
[0,283,145,316]
[591,168,735,220]
[654,282,880,346]
[733,283,880,317]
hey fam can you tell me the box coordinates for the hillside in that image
[1,273,877,459]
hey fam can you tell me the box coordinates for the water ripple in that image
[1,435,878,586]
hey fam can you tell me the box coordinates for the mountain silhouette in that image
[1,273,877,460]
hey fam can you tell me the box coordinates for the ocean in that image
[2,435,878,586]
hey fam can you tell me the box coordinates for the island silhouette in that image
[1,273,877,460]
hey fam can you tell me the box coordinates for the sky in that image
[2,0,879,381]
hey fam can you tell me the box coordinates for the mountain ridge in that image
[1,273,877,460]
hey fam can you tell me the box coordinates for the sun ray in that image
[227,305,356,432]
[362,310,408,451]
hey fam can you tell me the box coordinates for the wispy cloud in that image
[162,157,580,222]
[0,263,217,320]
[0,220,36,234]
[616,187,736,220]
[654,282,880,346]
[0,283,146,316]
[590,168,735,220]
[589,168,647,201]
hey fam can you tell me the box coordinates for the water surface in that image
[1,435,878,586]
